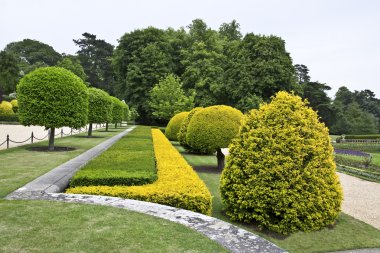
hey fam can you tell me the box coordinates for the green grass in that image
[173,142,380,253]
[0,126,128,198]
[69,126,156,187]
[336,152,380,166]
[0,200,228,253]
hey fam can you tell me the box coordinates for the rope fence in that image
[0,123,106,149]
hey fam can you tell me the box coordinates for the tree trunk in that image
[106,122,109,132]
[216,148,225,170]
[48,128,55,151]
[88,123,93,137]
[115,122,117,129]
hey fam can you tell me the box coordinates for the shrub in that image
[177,107,203,147]
[17,67,88,150]
[220,91,343,235]
[88,88,112,136]
[69,126,156,187]
[165,111,189,141]
[110,96,124,127]
[10,99,18,113]
[0,101,14,115]
[122,102,130,121]
[67,129,212,215]
[186,105,243,154]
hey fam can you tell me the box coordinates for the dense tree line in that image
[0,19,379,134]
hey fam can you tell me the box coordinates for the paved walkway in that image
[338,172,380,230]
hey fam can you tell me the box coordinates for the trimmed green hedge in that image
[344,135,380,140]
[337,165,380,182]
[69,126,156,187]
[0,114,18,122]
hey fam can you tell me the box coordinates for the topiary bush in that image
[87,87,113,136]
[17,67,88,150]
[177,107,203,147]
[0,101,14,115]
[10,99,18,113]
[220,91,343,235]
[110,96,124,128]
[165,111,189,141]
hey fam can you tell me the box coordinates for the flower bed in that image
[334,149,370,157]
[67,129,212,215]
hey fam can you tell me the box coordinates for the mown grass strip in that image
[67,129,212,215]
[69,126,156,187]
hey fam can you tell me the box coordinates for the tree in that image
[149,74,194,122]
[186,105,243,170]
[17,67,88,150]
[87,88,113,137]
[4,39,62,75]
[73,33,115,94]
[345,102,378,134]
[219,20,242,41]
[56,56,87,82]
[294,64,311,85]
[0,51,20,97]
[110,96,124,128]
[220,92,343,234]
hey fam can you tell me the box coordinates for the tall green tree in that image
[73,33,115,94]
[0,51,20,97]
[149,74,194,122]
[219,20,242,41]
[294,64,311,85]
[56,56,87,82]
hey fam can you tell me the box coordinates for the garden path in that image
[338,172,380,229]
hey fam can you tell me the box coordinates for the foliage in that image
[122,101,130,121]
[340,134,380,140]
[129,107,139,121]
[165,111,189,141]
[70,126,156,187]
[149,74,194,122]
[0,50,20,95]
[17,67,88,129]
[67,129,212,215]
[56,56,87,82]
[10,99,18,113]
[177,107,203,147]
[88,88,112,124]
[220,91,343,235]
[0,114,18,122]
[186,105,243,154]
[110,96,124,124]
[73,33,115,94]
[0,101,15,115]
[294,64,310,85]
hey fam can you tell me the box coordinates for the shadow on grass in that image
[26,146,76,152]
[74,136,105,139]
[193,165,222,174]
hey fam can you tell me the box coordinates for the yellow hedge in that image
[67,129,212,215]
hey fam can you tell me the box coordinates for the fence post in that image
[6,134,9,149]
[61,129,63,138]
[31,132,34,144]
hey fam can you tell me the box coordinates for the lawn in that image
[172,142,380,253]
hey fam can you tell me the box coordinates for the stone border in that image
[5,125,287,253]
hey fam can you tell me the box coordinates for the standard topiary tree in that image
[165,111,189,141]
[10,99,18,113]
[122,101,130,123]
[87,87,112,137]
[177,107,203,147]
[110,96,124,128]
[220,91,343,235]
[17,67,88,150]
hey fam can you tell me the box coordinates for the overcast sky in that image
[1,0,379,98]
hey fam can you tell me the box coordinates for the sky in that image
[1,0,379,98]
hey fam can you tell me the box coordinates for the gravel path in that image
[338,172,380,229]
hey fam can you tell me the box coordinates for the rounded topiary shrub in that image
[165,111,189,141]
[110,96,124,128]
[186,105,243,154]
[10,99,18,113]
[17,67,88,150]
[177,107,203,147]
[0,101,14,115]
[220,91,343,235]
[87,88,112,136]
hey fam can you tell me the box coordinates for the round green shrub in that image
[10,99,18,113]
[186,105,243,154]
[110,96,124,124]
[88,88,112,124]
[177,107,203,147]
[0,101,14,115]
[165,111,189,141]
[17,67,88,129]
[220,91,343,235]
[122,102,130,121]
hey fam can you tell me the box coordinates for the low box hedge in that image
[69,126,157,187]
[67,129,212,215]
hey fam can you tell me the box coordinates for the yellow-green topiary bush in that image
[165,111,189,141]
[186,105,243,154]
[67,129,212,215]
[0,101,14,115]
[177,107,203,147]
[10,99,18,113]
[220,91,343,235]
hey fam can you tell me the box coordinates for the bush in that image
[186,105,243,154]
[177,107,202,147]
[69,126,156,187]
[220,91,343,235]
[110,96,124,125]
[67,129,212,215]
[0,114,18,122]
[343,135,380,140]
[0,101,14,115]
[10,99,18,113]
[88,88,112,124]
[165,111,189,141]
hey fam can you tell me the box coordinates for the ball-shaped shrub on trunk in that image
[17,67,88,150]
[220,91,343,235]
[186,105,243,169]
[87,87,113,137]
[177,107,203,147]
[110,96,124,128]
[165,111,189,141]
